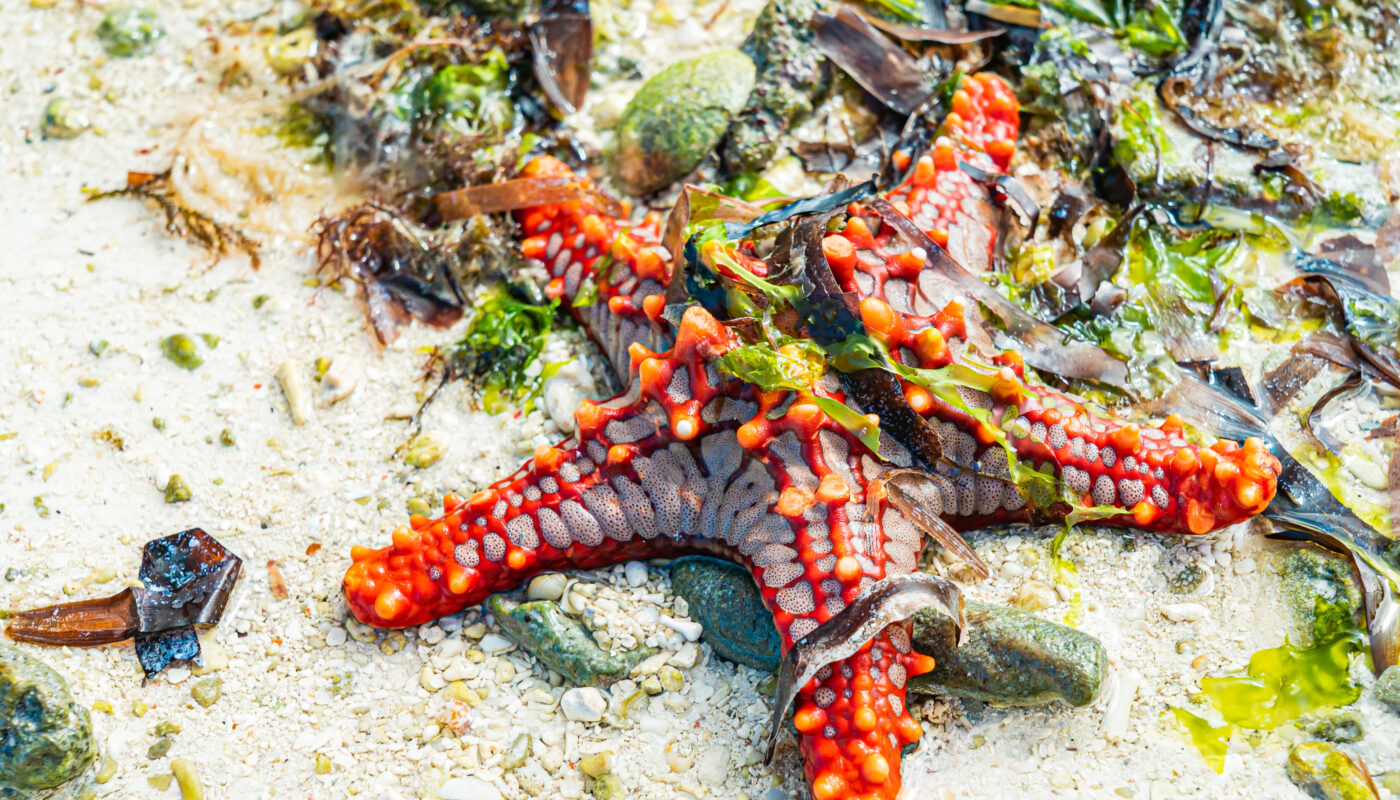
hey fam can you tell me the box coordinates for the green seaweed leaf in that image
[440,285,567,414]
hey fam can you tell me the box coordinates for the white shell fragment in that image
[659,614,703,642]
[275,359,314,425]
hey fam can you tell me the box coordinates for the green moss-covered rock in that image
[0,645,96,793]
[1282,548,1364,646]
[669,557,781,672]
[1309,710,1364,743]
[608,51,756,195]
[95,7,164,57]
[488,595,653,687]
[721,0,829,174]
[1285,742,1376,800]
[1375,665,1400,712]
[908,602,1107,707]
[40,98,88,140]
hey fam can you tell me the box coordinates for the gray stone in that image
[908,602,1107,707]
[669,557,782,672]
[1375,665,1400,712]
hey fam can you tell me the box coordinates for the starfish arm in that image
[346,305,935,798]
[516,156,673,378]
[811,74,1281,534]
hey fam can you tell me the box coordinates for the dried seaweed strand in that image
[88,171,261,268]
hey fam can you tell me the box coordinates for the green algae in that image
[1170,707,1231,774]
[1172,595,1366,772]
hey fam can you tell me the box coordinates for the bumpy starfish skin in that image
[346,306,935,800]
[344,71,1282,800]
[517,157,674,377]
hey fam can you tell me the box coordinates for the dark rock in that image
[721,0,830,174]
[0,645,96,793]
[669,557,782,672]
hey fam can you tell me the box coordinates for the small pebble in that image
[479,634,515,655]
[669,643,700,669]
[659,615,703,642]
[438,776,505,800]
[560,687,607,722]
[624,562,649,588]
[1160,602,1207,623]
[275,360,314,425]
[528,574,568,601]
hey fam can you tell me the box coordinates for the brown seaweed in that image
[527,0,592,115]
[433,175,623,220]
[314,204,485,346]
[765,572,964,763]
[882,469,990,577]
[810,6,933,116]
[87,171,261,268]
[854,8,1006,43]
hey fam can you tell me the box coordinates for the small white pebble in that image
[326,627,347,647]
[624,561,649,588]
[479,634,515,654]
[1160,602,1207,623]
[527,573,568,601]
[275,360,314,425]
[669,643,700,669]
[438,776,504,800]
[1233,557,1256,575]
[559,687,607,723]
[632,651,671,677]
[659,615,703,642]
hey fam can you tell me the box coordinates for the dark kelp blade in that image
[6,589,140,646]
[811,6,933,116]
[528,0,593,115]
[765,572,964,763]
[1284,269,1400,389]
[958,160,1038,225]
[883,469,991,578]
[1157,76,1279,152]
[662,184,770,304]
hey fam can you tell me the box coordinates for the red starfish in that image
[344,72,1281,800]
